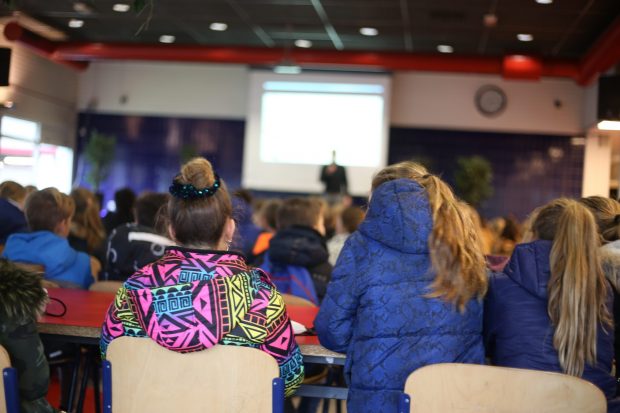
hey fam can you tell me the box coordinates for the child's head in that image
[0,181,27,208]
[136,192,170,229]
[578,196,620,243]
[531,198,610,377]
[372,161,487,311]
[25,188,75,237]
[337,205,365,234]
[277,197,325,235]
[167,157,234,249]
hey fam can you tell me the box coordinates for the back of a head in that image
[371,161,487,311]
[260,199,282,231]
[532,198,610,377]
[168,157,231,247]
[0,181,26,202]
[71,187,106,250]
[341,206,365,233]
[578,196,620,243]
[135,192,170,229]
[115,188,136,213]
[277,197,322,231]
[25,188,75,232]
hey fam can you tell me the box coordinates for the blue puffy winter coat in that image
[315,179,485,413]
[485,240,620,412]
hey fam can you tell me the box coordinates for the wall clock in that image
[475,85,507,117]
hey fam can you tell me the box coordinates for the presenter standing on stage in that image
[320,150,348,204]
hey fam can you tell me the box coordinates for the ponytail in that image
[372,162,488,311]
[536,199,611,376]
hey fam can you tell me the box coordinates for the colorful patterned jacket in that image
[100,247,304,396]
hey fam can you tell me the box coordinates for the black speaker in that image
[0,48,10,87]
[598,75,620,121]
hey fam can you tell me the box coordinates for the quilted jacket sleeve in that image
[314,237,360,353]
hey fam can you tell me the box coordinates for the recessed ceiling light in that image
[598,121,620,131]
[535,0,553,4]
[159,35,176,44]
[112,3,131,12]
[294,39,312,48]
[437,44,454,53]
[517,33,533,42]
[360,27,378,36]
[209,22,228,31]
[274,65,302,75]
[68,19,84,28]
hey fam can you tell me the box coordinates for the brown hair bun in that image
[180,158,215,189]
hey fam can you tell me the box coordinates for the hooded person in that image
[100,157,304,397]
[0,259,60,413]
[315,161,488,413]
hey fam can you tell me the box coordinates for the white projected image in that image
[259,91,384,167]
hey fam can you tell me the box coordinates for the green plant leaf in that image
[454,155,493,208]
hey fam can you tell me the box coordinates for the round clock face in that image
[475,85,507,117]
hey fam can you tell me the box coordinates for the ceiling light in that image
[274,65,302,75]
[294,39,312,48]
[535,0,553,4]
[3,156,34,166]
[159,35,176,44]
[112,3,131,12]
[437,44,454,53]
[517,33,533,42]
[598,120,620,131]
[68,19,84,28]
[73,2,93,13]
[209,22,228,31]
[359,27,378,36]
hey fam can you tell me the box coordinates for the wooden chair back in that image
[0,345,19,413]
[89,281,123,293]
[105,336,282,413]
[282,293,316,307]
[400,363,607,413]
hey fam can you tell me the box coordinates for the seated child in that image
[2,188,94,289]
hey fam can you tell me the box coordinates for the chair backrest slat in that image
[403,363,607,413]
[0,345,9,413]
[106,336,280,413]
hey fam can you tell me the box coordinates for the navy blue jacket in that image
[485,240,620,412]
[315,179,485,413]
[0,198,27,244]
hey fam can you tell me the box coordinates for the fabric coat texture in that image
[484,240,620,412]
[0,198,27,244]
[2,231,93,289]
[100,247,304,396]
[315,179,485,413]
[0,259,58,413]
[265,226,332,303]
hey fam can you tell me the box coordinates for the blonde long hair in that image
[579,196,620,243]
[372,161,487,311]
[70,188,106,253]
[533,198,611,377]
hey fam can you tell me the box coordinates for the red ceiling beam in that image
[578,14,620,86]
[52,41,580,80]
[3,22,88,71]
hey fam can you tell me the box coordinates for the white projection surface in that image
[243,72,391,196]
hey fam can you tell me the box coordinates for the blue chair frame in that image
[2,367,20,413]
[398,393,411,413]
[102,360,285,413]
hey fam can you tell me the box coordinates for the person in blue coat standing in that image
[315,161,488,413]
[485,198,620,412]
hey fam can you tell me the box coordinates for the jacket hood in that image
[503,240,552,299]
[123,248,264,352]
[359,178,432,254]
[0,258,47,323]
[269,226,328,267]
[2,231,81,276]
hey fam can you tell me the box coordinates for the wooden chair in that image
[89,281,123,293]
[103,336,284,413]
[0,345,20,413]
[282,293,316,307]
[398,363,607,413]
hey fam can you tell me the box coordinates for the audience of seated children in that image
[100,157,304,396]
[2,188,94,289]
[69,188,106,266]
[0,259,60,413]
[484,198,620,412]
[103,192,173,281]
[102,187,136,234]
[0,181,28,244]
[261,197,332,304]
[315,161,488,413]
[327,205,365,266]
[230,189,262,257]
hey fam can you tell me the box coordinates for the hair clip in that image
[169,174,221,199]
